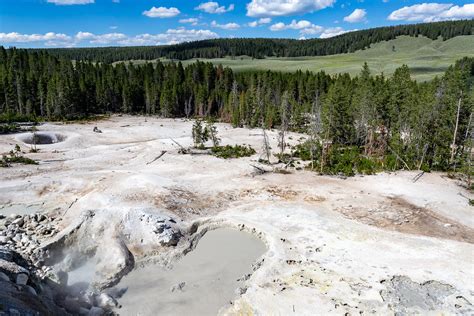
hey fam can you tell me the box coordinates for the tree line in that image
[0,47,472,176]
[31,20,474,63]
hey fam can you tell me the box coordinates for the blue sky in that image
[0,0,473,47]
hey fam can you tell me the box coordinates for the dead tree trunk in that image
[450,92,462,164]
[262,128,271,163]
[279,91,289,158]
[310,90,322,170]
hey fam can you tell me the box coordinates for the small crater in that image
[18,132,67,145]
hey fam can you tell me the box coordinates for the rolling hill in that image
[129,35,474,81]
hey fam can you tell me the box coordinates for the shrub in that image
[322,146,384,176]
[211,145,256,159]
[0,113,37,124]
[1,145,38,167]
[293,140,321,161]
[192,120,209,148]
[0,124,21,134]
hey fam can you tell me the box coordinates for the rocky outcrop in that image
[0,213,58,271]
[0,208,183,315]
[380,275,473,314]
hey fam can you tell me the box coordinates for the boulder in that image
[23,285,38,296]
[96,293,118,309]
[12,217,24,227]
[63,296,82,314]
[16,273,29,285]
[0,236,11,244]
[88,306,105,316]
[0,271,10,281]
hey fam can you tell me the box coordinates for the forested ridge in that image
[0,46,473,176]
[32,20,474,63]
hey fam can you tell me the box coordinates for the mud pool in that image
[111,228,266,315]
[1,116,473,315]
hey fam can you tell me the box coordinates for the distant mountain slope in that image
[32,20,474,63]
[168,35,474,81]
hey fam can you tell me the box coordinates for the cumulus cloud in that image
[268,23,356,38]
[248,17,272,27]
[211,21,240,30]
[247,0,336,17]
[269,19,323,35]
[300,24,325,35]
[195,2,235,14]
[0,29,219,47]
[0,32,72,43]
[179,18,199,26]
[270,20,311,31]
[47,0,94,4]
[388,3,474,22]
[320,27,357,38]
[143,7,180,18]
[118,29,219,45]
[343,8,367,23]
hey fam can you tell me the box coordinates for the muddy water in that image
[113,228,266,316]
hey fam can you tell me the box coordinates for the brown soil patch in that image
[154,186,230,219]
[240,185,300,201]
[304,195,326,203]
[338,197,474,244]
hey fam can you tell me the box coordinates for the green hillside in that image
[38,20,473,63]
[159,35,474,81]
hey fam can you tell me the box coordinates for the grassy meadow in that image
[123,35,474,81]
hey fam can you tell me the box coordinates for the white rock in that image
[96,293,118,308]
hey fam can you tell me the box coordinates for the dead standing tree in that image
[278,91,290,159]
[261,127,271,164]
[450,91,463,165]
[309,90,322,170]
[184,95,193,119]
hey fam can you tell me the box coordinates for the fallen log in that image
[146,150,167,165]
[412,171,425,183]
[250,164,270,175]
[170,138,189,154]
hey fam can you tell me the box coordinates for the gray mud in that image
[112,228,266,315]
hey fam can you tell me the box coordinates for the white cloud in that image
[300,24,324,35]
[90,33,128,44]
[179,18,199,26]
[388,3,474,22]
[248,17,272,27]
[47,0,94,4]
[269,19,323,35]
[320,27,357,38]
[269,20,310,30]
[440,4,474,20]
[118,29,219,46]
[75,31,95,41]
[211,21,240,30]
[0,32,72,43]
[0,29,219,47]
[343,8,367,23]
[143,6,180,18]
[247,0,336,17]
[267,23,355,39]
[195,2,235,14]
